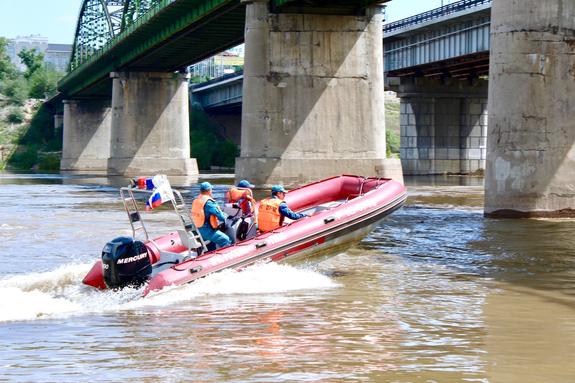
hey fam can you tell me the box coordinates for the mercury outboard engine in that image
[101,237,152,289]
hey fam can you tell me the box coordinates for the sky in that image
[0,0,453,44]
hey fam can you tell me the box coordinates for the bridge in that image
[58,0,402,186]
[58,0,575,217]
[193,0,492,175]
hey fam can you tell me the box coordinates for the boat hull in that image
[143,176,406,295]
[82,175,407,295]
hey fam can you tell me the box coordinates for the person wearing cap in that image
[225,179,257,216]
[257,185,309,233]
[191,182,231,251]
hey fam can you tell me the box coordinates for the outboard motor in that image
[101,237,152,289]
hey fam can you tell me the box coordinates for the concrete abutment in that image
[485,0,575,217]
[108,71,198,176]
[395,77,488,176]
[236,0,402,187]
[61,99,112,174]
[61,72,198,177]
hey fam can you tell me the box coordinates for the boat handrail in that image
[119,186,149,241]
[350,177,385,202]
[118,185,208,255]
[358,177,368,196]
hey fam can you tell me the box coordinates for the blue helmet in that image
[237,179,255,188]
[200,181,212,192]
[271,185,287,194]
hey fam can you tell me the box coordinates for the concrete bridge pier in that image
[485,0,575,217]
[395,77,488,175]
[236,0,402,187]
[108,71,198,176]
[60,99,112,174]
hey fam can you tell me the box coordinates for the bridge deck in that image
[59,0,389,99]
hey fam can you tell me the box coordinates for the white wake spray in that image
[0,262,338,322]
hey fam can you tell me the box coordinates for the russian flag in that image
[146,191,163,210]
[145,177,174,211]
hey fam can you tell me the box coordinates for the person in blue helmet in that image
[191,182,231,251]
[257,185,309,232]
[225,179,257,216]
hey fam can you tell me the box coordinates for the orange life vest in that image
[225,187,250,202]
[226,187,255,213]
[191,194,219,229]
[257,198,283,232]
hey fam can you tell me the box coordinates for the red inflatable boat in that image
[82,175,406,296]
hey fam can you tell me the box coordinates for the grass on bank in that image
[0,37,63,171]
[0,100,61,171]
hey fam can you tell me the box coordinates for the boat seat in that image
[148,232,200,266]
[300,200,346,216]
[151,250,185,274]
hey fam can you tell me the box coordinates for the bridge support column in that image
[60,99,111,174]
[236,1,402,187]
[485,0,575,217]
[108,72,198,176]
[397,77,488,175]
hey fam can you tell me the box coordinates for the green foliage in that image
[386,129,400,157]
[20,103,58,147]
[0,39,64,170]
[38,151,61,171]
[0,76,28,105]
[5,103,62,169]
[0,118,23,144]
[8,144,38,170]
[0,37,16,81]
[28,69,61,99]
[0,39,64,102]
[190,75,211,84]
[190,103,239,170]
[212,139,239,168]
[385,101,400,135]
[18,48,44,79]
[385,99,401,157]
[6,107,24,123]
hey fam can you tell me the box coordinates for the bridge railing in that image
[69,0,174,72]
[384,0,491,34]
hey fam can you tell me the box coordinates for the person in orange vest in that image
[257,185,309,233]
[225,179,257,216]
[191,182,231,251]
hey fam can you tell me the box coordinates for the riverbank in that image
[0,96,60,171]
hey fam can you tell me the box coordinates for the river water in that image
[0,173,574,382]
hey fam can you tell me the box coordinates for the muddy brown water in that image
[0,173,573,382]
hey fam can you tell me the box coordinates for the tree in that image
[1,76,28,104]
[29,69,61,99]
[0,37,16,81]
[18,48,44,79]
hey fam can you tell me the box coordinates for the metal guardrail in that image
[191,69,244,91]
[384,0,491,34]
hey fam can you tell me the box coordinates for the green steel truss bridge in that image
[59,0,387,98]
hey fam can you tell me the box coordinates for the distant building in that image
[45,44,73,72]
[190,44,244,80]
[7,35,72,73]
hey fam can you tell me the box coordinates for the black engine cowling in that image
[101,237,152,289]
